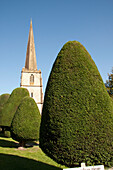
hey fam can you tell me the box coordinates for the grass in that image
[0,134,67,170]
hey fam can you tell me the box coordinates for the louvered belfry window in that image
[30,74,34,84]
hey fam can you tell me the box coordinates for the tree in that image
[0,88,29,130]
[40,41,113,167]
[0,93,10,114]
[11,96,41,147]
[105,68,113,98]
[0,93,10,108]
[0,93,10,133]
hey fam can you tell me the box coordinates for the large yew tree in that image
[40,41,113,167]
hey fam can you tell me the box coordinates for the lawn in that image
[0,135,67,170]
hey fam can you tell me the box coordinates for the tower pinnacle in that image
[25,20,37,71]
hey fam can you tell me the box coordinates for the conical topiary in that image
[11,96,41,146]
[0,93,10,108]
[40,41,113,167]
[0,93,10,116]
[0,88,29,128]
[0,93,10,133]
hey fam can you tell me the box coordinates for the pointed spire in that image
[25,20,37,71]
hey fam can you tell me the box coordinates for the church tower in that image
[20,20,43,113]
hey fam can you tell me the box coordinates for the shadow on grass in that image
[0,139,18,148]
[0,153,62,170]
[0,137,39,148]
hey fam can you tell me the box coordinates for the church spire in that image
[25,20,37,71]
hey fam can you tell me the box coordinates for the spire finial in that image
[30,19,32,27]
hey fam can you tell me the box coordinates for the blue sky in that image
[0,0,113,95]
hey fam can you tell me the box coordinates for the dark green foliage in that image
[0,88,29,127]
[0,93,10,117]
[40,41,113,167]
[0,94,10,133]
[4,131,11,138]
[0,93,10,108]
[105,69,113,98]
[0,93,10,116]
[11,96,41,143]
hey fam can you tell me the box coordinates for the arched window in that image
[30,74,34,84]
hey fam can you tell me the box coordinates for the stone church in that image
[20,20,43,114]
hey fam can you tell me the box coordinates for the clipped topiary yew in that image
[40,41,113,167]
[0,93,10,116]
[0,93,10,108]
[0,88,29,128]
[0,93,10,133]
[11,96,41,147]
